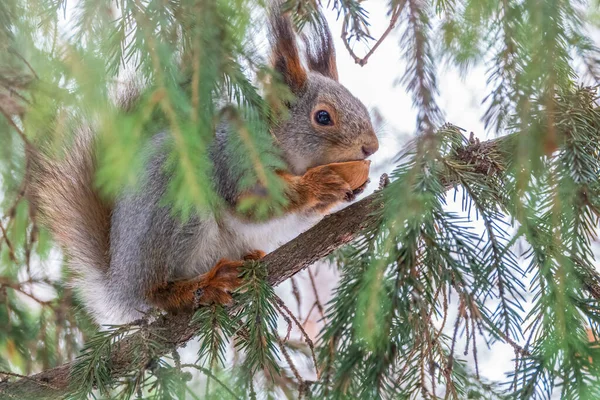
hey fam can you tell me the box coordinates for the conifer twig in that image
[341,1,405,67]
[273,295,320,378]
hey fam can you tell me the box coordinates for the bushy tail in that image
[28,128,112,275]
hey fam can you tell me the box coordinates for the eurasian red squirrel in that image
[29,5,378,324]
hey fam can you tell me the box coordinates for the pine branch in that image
[3,128,600,399]
[0,187,383,399]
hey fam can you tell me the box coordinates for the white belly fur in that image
[224,211,323,255]
[185,211,323,280]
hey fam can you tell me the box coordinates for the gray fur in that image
[32,6,379,325]
[105,127,321,323]
[274,72,377,174]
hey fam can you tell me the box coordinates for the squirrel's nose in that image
[361,138,379,158]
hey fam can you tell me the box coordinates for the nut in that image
[326,160,371,190]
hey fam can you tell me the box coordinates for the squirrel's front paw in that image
[302,160,371,210]
[302,164,354,207]
[326,160,371,191]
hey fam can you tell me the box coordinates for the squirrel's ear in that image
[269,6,308,94]
[302,11,338,81]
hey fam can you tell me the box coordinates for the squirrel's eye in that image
[314,110,333,126]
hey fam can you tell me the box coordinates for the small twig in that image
[8,49,39,80]
[181,364,241,400]
[279,307,293,342]
[0,106,33,148]
[432,286,449,345]
[441,364,459,400]
[511,349,520,391]
[298,380,314,400]
[423,314,436,399]
[0,371,58,391]
[463,310,470,356]
[274,295,320,379]
[0,82,31,105]
[471,315,480,380]
[395,344,420,385]
[447,299,465,376]
[275,335,303,388]
[419,350,428,399]
[0,220,17,263]
[496,328,530,357]
[302,302,317,327]
[320,335,337,396]
[341,2,405,67]
[307,268,325,321]
[290,277,303,322]
[171,350,181,370]
[0,282,51,306]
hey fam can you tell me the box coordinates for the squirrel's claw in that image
[344,189,356,202]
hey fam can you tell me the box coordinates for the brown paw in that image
[195,258,245,306]
[301,164,354,206]
[326,160,371,190]
[147,252,267,313]
[302,160,371,210]
[195,249,266,305]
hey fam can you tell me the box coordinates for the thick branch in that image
[0,190,384,399]
[3,131,600,399]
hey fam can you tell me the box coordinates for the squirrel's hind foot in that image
[243,250,267,261]
[147,250,266,313]
[195,250,266,306]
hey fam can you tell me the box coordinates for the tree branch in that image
[3,130,600,399]
[341,1,405,67]
[0,187,384,399]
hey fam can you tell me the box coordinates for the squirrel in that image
[27,6,379,325]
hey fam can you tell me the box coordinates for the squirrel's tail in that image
[28,127,112,283]
[27,84,150,324]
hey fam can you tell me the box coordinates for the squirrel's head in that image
[268,8,379,175]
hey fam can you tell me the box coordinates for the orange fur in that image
[279,161,370,214]
[146,250,266,313]
[326,160,371,190]
[235,160,371,217]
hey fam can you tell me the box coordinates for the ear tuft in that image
[302,11,338,81]
[269,3,308,94]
